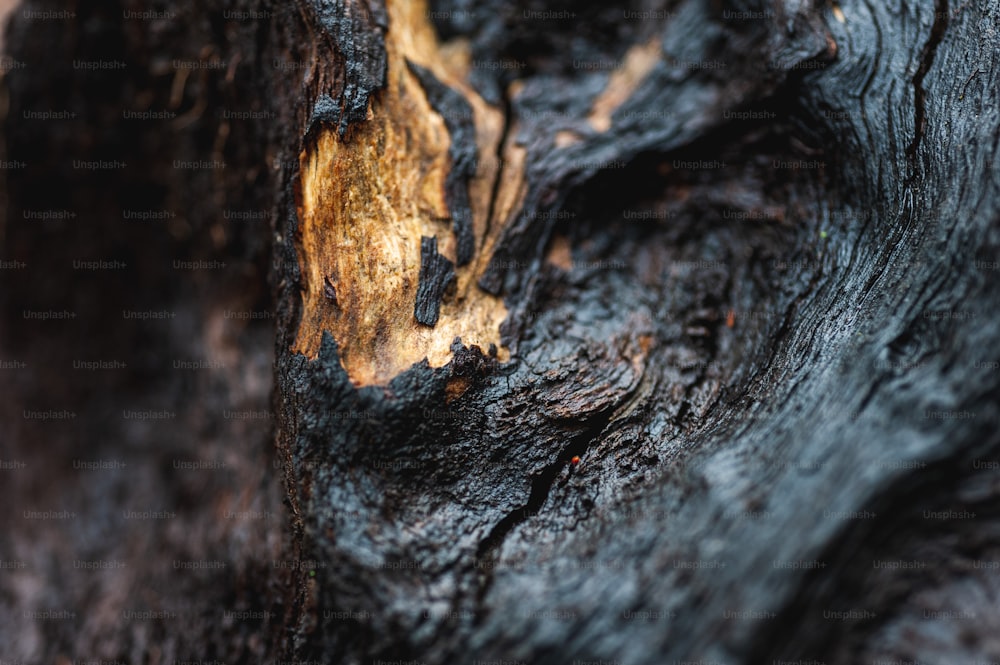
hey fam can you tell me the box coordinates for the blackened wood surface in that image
[1,0,999,664]
[414,236,456,326]
[407,60,478,267]
[275,1,1000,663]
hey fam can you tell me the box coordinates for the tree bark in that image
[2,0,999,663]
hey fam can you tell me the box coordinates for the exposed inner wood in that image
[294,0,514,386]
[587,37,663,133]
[545,233,573,270]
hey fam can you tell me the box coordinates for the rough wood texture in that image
[275,0,1000,663]
[2,0,999,663]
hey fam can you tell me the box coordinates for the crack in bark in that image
[905,0,949,181]
[859,0,883,155]
[482,88,514,258]
[470,438,588,611]
[470,382,646,619]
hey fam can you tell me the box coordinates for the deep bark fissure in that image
[906,0,949,180]
[470,388,643,613]
[482,87,514,275]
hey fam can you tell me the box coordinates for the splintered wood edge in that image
[293,0,519,387]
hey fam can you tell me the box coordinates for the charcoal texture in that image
[2,0,999,663]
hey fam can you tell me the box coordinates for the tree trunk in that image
[3,0,999,663]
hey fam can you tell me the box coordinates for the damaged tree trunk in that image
[3,0,1000,663]
[273,1,1000,663]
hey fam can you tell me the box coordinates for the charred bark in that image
[2,0,999,663]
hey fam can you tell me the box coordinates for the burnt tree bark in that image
[2,0,999,663]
